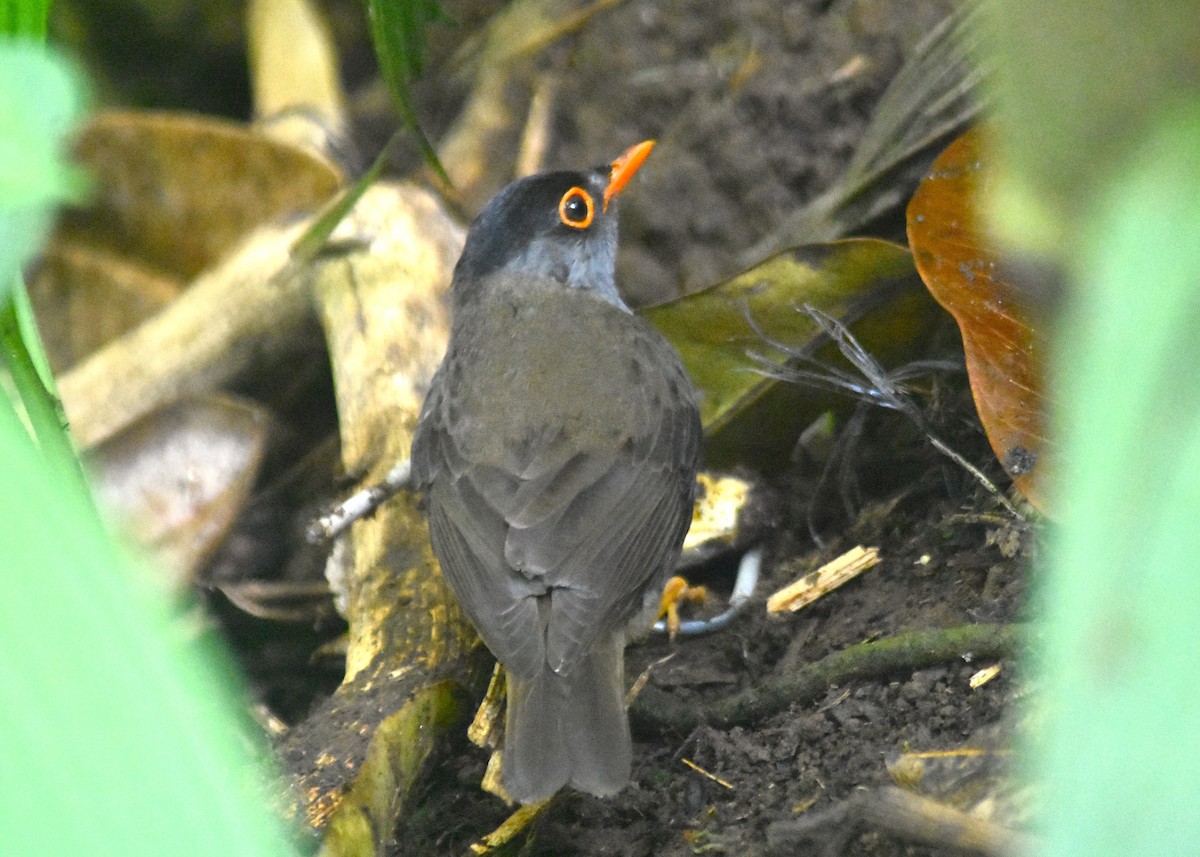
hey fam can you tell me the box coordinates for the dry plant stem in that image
[681,758,735,790]
[632,623,1023,733]
[766,545,881,614]
[306,458,412,544]
[315,681,465,857]
[801,305,1024,521]
[279,180,472,849]
[313,181,465,680]
[58,218,319,449]
[859,788,1035,856]
[289,182,480,851]
[514,72,558,178]
[247,0,345,129]
[437,0,545,207]
[468,799,553,856]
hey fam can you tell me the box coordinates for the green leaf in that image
[286,131,394,272]
[0,401,297,856]
[0,41,87,285]
[364,0,451,183]
[982,0,1200,253]
[0,41,89,491]
[981,2,1200,853]
[0,38,298,857]
[641,238,938,465]
[367,0,443,79]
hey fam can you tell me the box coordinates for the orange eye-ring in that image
[558,187,595,229]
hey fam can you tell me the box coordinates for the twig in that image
[306,458,412,543]
[632,623,1024,733]
[802,306,1023,519]
[467,799,552,855]
[750,302,1023,521]
[682,758,735,790]
[767,545,881,614]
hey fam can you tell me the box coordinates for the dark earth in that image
[62,0,1034,853]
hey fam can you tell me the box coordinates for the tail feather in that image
[563,636,630,797]
[503,671,571,803]
[502,637,631,803]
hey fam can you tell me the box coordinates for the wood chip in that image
[968,663,1001,688]
[767,545,881,614]
[625,652,675,707]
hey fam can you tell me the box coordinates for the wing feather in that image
[428,477,546,679]
[413,288,701,683]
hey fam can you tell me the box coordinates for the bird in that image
[411,141,702,804]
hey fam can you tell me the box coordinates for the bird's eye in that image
[558,187,595,229]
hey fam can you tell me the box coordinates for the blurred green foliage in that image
[984,2,1200,855]
[1035,102,1200,857]
[0,8,296,853]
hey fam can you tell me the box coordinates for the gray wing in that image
[413,366,550,679]
[412,328,701,681]
[503,359,700,674]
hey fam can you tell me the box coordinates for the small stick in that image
[305,459,411,543]
[682,758,735,790]
[767,545,881,614]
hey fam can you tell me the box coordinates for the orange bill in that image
[603,140,655,210]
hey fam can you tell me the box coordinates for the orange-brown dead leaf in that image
[906,128,1050,512]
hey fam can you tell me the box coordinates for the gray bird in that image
[411,141,702,803]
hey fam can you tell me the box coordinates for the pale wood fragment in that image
[767,545,881,614]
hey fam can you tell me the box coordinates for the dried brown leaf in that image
[60,110,343,279]
[907,128,1050,511]
[89,395,269,586]
[29,241,181,372]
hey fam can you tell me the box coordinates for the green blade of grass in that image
[364,0,451,184]
[0,396,298,857]
[0,39,89,491]
[0,281,89,496]
[286,130,396,270]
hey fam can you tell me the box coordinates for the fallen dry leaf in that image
[29,241,181,373]
[906,127,1050,511]
[60,110,344,279]
[89,394,269,586]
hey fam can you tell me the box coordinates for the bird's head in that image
[451,140,655,310]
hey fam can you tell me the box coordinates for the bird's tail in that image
[502,636,630,804]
